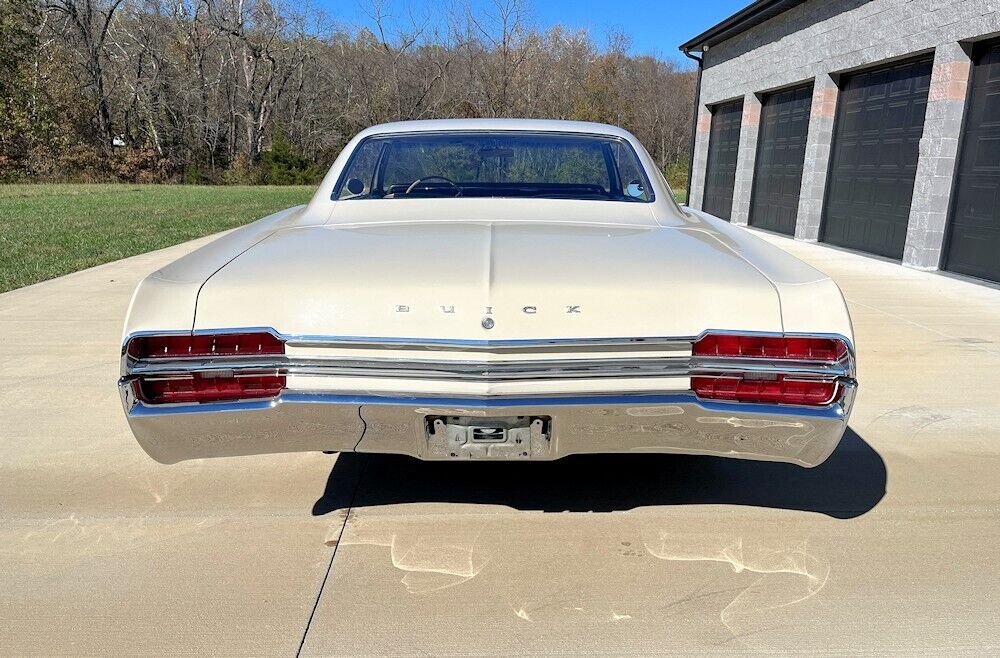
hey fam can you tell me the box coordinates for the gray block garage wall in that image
[731,94,762,226]
[689,0,1000,270]
[904,41,972,269]
[795,74,838,241]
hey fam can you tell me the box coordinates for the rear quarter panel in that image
[122,205,315,340]
[682,208,854,343]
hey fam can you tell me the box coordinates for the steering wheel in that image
[405,175,462,196]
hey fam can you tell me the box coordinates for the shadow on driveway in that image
[313,428,885,519]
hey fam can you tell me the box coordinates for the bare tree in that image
[9,0,696,183]
[46,0,125,153]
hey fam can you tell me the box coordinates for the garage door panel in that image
[883,178,909,205]
[766,174,781,196]
[789,142,807,161]
[853,178,875,205]
[889,76,912,96]
[877,139,905,170]
[847,218,867,245]
[864,105,885,130]
[843,109,862,134]
[867,71,888,97]
[748,83,812,235]
[955,179,1000,222]
[946,39,1000,282]
[702,99,743,221]
[860,142,878,167]
[909,103,929,130]
[948,232,994,275]
[836,141,855,167]
[972,135,1000,167]
[986,49,1000,79]
[781,172,800,196]
[884,101,912,129]
[980,93,1000,124]
[821,56,933,259]
[868,221,889,249]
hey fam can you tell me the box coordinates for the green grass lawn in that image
[0,184,315,293]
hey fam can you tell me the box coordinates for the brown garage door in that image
[749,83,813,235]
[821,56,933,259]
[944,40,1000,283]
[702,99,743,221]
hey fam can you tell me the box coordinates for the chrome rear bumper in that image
[120,384,856,467]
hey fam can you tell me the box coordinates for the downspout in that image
[681,47,705,206]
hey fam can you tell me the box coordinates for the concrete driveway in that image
[2,229,998,655]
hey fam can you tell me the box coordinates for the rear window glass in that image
[334,132,653,202]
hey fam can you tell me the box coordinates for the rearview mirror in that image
[625,180,645,199]
[346,178,365,195]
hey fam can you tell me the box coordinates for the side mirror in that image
[625,180,645,199]
[346,178,365,195]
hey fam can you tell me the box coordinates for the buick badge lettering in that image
[393,304,581,315]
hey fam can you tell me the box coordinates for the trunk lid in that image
[194,210,782,340]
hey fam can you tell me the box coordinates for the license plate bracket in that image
[426,415,551,459]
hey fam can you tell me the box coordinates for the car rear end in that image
[119,120,857,467]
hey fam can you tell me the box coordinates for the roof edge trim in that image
[679,0,808,52]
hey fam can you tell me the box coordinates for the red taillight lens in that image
[127,332,284,359]
[693,375,839,406]
[693,334,847,361]
[133,374,285,404]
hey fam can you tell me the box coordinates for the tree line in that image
[0,0,696,185]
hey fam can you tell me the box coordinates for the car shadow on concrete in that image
[312,428,885,519]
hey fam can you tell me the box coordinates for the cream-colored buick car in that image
[119,119,856,467]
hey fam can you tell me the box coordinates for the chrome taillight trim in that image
[122,355,852,381]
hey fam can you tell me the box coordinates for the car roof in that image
[354,118,638,141]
